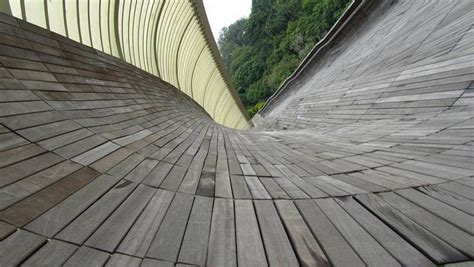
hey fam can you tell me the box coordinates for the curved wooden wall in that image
[0,0,249,128]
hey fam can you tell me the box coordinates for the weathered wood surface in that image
[0,0,473,265]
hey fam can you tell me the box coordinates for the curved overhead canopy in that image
[1,0,248,129]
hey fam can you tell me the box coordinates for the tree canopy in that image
[218,0,351,117]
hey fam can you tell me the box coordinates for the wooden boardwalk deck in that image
[0,0,473,266]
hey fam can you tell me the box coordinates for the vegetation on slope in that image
[218,0,351,117]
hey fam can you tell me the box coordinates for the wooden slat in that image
[207,198,237,266]
[178,196,213,266]
[254,200,299,266]
[56,180,138,244]
[356,193,467,263]
[85,184,156,252]
[0,230,46,266]
[63,246,110,267]
[105,254,142,267]
[335,197,434,266]
[275,200,329,266]
[378,192,474,258]
[235,200,268,266]
[146,193,194,262]
[295,199,365,266]
[25,173,121,237]
[117,189,174,257]
[22,240,78,266]
[315,198,401,266]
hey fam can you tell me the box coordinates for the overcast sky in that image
[203,0,252,42]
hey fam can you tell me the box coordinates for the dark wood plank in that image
[0,167,99,227]
[25,173,122,237]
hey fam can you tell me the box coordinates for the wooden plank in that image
[295,199,365,267]
[160,165,188,191]
[230,175,251,199]
[22,240,78,266]
[0,221,15,241]
[72,141,119,165]
[207,198,236,267]
[215,170,233,198]
[196,171,216,197]
[25,173,121,237]
[0,230,46,266]
[312,175,367,194]
[315,198,401,266]
[245,176,271,199]
[178,196,214,266]
[0,160,82,210]
[260,177,290,199]
[123,159,159,183]
[117,189,174,257]
[418,185,474,215]
[275,200,329,266]
[105,254,142,267]
[378,192,474,258]
[55,180,138,244]
[141,258,174,267]
[335,197,434,266]
[146,193,194,262]
[304,176,347,196]
[274,178,309,199]
[142,161,173,188]
[107,153,145,179]
[254,200,298,266]
[397,188,473,234]
[437,182,474,200]
[235,200,268,266]
[0,143,45,168]
[63,246,110,267]
[0,152,64,188]
[85,184,156,252]
[356,193,467,263]
[0,167,99,227]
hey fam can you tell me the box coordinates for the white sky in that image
[203,0,252,42]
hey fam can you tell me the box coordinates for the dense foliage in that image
[218,0,351,117]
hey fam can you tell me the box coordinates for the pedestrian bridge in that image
[0,0,473,266]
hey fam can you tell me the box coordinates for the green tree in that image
[218,0,351,117]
